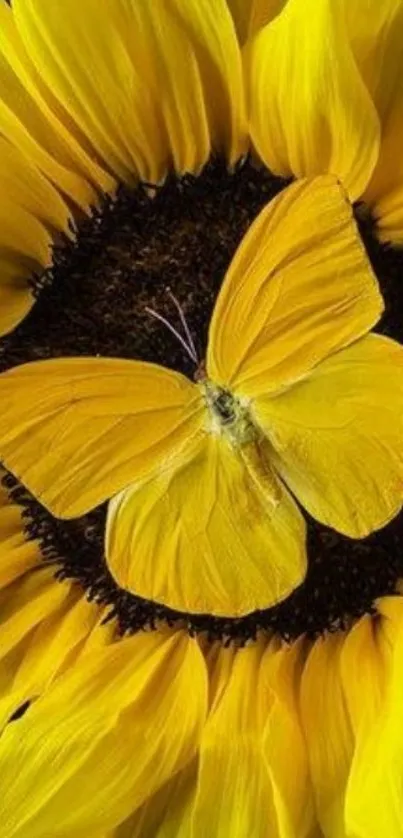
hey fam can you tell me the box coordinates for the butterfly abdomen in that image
[240,441,282,509]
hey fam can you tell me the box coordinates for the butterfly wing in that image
[0,357,204,518]
[206,175,383,398]
[106,432,306,617]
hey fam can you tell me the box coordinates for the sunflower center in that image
[0,158,288,376]
[1,156,403,644]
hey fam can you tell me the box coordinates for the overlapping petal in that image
[345,0,403,243]
[0,3,109,204]
[12,0,246,180]
[0,2,112,333]
[0,0,248,336]
[118,637,315,838]
[0,476,106,726]
[245,0,380,201]
[0,630,207,838]
[226,0,287,45]
[245,0,403,243]
[263,638,316,838]
[300,632,354,838]
[189,640,277,837]
[344,597,403,838]
[0,137,73,336]
[1,481,403,838]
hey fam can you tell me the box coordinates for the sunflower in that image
[1,0,403,836]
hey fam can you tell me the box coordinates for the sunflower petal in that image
[13,0,245,179]
[263,638,316,838]
[0,568,71,662]
[0,631,207,838]
[344,598,403,838]
[227,0,287,44]
[246,0,380,200]
[340,607,393,737]
[189,640,278,837]
[300,632,354,838]
[114,761,198,838]
[0,278,33,339]
[0,135,73,335]
[256,334,403,538]
[0,204,50,337]
[0,4,108,206]
[0,138,71,234]
[0,200,51,268]
[348,0,403,243]
[0,591,100,730]
[0,478,40,589]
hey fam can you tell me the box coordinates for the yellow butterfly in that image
[0,176,401,618]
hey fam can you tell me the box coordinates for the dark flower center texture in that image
[1,157,403,644]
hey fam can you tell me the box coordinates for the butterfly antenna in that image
[144,306,198,363]
[166,289,199,364]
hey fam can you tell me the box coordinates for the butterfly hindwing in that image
[253,334,403,538]
[106,432,306,617]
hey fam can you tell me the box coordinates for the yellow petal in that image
[74,610,117,657]
[0,275,33,338]
[0,138,71,234]
[348,1,403,243]
[0,568,71,663]
[0,641,33,724]
[0,590,100,730]
[0,631,207,838]
[344,597,403,838]
[0,199,51,266]
[255,334,403,538]
[246,0,380,200]
[263,638,316,838]
[207,176,382,397]
[227,0,287,44]
[189,639,279,837]
[0,478,40,589]
[13,0,246,179]
[156,0,247,167]
[115,761,198,838]
[371,190,403,245]
[0,4,108,207]
[340,608,392,738]
[0,357,204,518]
[106,433,306,617]
[0,136,72,335]
[300,632,354,838]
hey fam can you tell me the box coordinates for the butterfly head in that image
[210,388,237,425]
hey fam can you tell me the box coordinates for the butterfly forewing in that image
[206,176,382,400]
[0,357,205,518]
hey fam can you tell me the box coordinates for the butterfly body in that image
[200,379,254,440]
[198,378,281,511]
